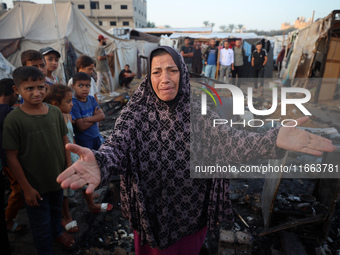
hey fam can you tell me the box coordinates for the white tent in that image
[272,35,288,61]
[0,2,138,89]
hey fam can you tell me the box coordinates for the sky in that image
[1,0,339,31]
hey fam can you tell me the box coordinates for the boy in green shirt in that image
[3,66,75,253]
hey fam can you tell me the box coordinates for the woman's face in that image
[150,53,180,102]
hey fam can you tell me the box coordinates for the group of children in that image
[1,48,113,254]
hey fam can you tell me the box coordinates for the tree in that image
[203,21,210,27]
[237,24,243,32]
[219,25,227,32]
[246,27,296,36]
[210,23,215,28]
[164,25,171,28]
[228,24,235,32]
[147,21,155,28]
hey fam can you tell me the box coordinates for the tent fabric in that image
[272,35,287,61]
[160,35,178,49]
[130,29,160,44]
[0,52,15,79]
[0,38,21,58]
[135,40,158,75]
[0,2,138,90]
[280,16,332,81]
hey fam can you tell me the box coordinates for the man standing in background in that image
[251,41,267,93]
[95,35,119,97]
[180,37,194,72]
[232,39,245,87]
[203,39,219,79]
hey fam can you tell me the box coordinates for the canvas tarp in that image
[0,2,138,89]
[0,52,15,79]
[280,16,332,81]
[135,40,158,75]
[160,35,178,49]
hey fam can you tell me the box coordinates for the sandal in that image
[7,222,28,235]
[55,232,75,250]
[92,203,113,213]
[62,220,79,233]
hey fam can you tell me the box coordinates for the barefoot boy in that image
[70,72,112,213]
[3,66,75,253]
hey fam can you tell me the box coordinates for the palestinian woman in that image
[192,43,203,76]
[58,46,335,254]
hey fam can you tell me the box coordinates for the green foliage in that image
[246,27,296,36]
[147,21,156,28]
[203,21,210,27]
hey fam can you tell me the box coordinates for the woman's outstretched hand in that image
[276,116,336,155]
[57,143,101,195]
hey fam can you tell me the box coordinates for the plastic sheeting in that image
[280,16,332,81]
[135,41,158,75]
[0,52,15,79]
[272,35,287,61]
[160,35,178,49]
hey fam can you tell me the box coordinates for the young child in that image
[0,78,19,255]
[68,55,98,102]
[44,84,112,233]
[71,72,105,150]
[21,50,47,79]
[8,51,49,222]
[2,67,75,253]
[39,47,60,85]
[0,79,27,236]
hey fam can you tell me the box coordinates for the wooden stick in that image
[233,208,250,228]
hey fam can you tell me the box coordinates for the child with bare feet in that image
[44,84,112,233]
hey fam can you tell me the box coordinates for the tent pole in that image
[52,0,66,83]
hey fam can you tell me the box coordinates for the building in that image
[281,16,312,30]
[56,0,147,31]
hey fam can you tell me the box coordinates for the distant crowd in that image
[180,37,274,93]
